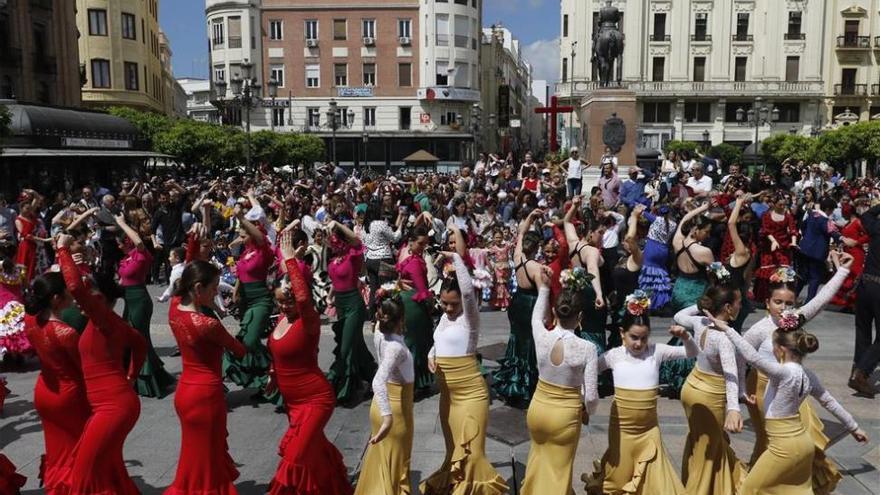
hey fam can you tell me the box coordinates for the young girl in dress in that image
[487,228,513,311]
[584,292,698,495]
[0,243,30,362]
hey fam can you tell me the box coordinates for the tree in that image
[154,119,224,168]
[107,106,171,146]
[708,143,743,167]
[286,134,324,167]
[663,140,699,156]
[760,133,816,167]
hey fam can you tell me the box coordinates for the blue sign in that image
[337,87,374,97]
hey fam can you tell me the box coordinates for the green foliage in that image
[107,106,171,145]
[663,140,699,155]
[760,133,816,167]
[286,134,325,166]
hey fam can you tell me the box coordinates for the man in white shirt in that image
[686,164,713,196]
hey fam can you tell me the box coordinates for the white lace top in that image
[723,327,858,432]
[675,305,741,412]
[429,254,479,359]
[598,339,700,390]
[371,331,414,417]
[364,220,402,260]
[531,287,599,413]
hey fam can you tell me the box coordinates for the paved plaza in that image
[1,285,878,494]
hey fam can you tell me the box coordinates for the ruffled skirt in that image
[354,382,414,495]
[638,239,673,310]
[34,375,90,493]
[740,416,814,495]
[223,282,275,397]
[401,290,434,391]
[327,290,377,403]
[0,300,30,360]
[124,285,175,398]
[0,453,27,495]
[491,290,538,407]
[521,380,582,494]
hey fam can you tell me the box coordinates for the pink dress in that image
[0,266,30,359]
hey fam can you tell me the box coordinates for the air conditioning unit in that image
[306,38,319,48]
[363,37,375,46]
[399,36,411,46]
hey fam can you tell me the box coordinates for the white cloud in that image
[523,38,559,84]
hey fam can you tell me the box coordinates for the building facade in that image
[178,77,220,122]
[0,0,81,106]
[558,0,830,154]
[824,0,880,123]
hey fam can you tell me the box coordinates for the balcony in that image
[875,36,880,49]
[32,53,56,74]
[833,83,868,96]
[649,34,670,42]
[784,32,805,40]
[691,34,712,42]
[872,84,880,96]
[0,47,22,68]
[731,34,753,42]
[837,35,870,49]
[555,79,825,99]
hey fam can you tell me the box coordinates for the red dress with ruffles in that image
[165,298,246,495]
[266,259,352,495]
[0,453,26,494]
[24,315,91,493]
[58,247,147,495]
[14,215,37,283]
[754,210,797,302]
[831,217,869,309]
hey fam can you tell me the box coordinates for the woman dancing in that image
[396,218,435,394]
[726,194,754,332]
[56,234,146,494]
[705,310,868,494]
[23,273,90,493]
[637,204,677,310]
[265,232,352,494]
[421,252,508,495]
[166,261,247,494]
[355,286,414,495]
[521,267,598,494]
[753,194,797,302]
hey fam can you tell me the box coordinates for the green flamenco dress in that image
[326,289,378,403]
[577,284,614,397]
[659,273,706,398]
[124,285,176,398]
[401,289,435,391]
[60,306,88,334]
[491,288,539,408]
[223,281,276,400]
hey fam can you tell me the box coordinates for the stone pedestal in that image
[580,88,638,168]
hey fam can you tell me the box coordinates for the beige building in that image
[823,1,880,124]
[0,0,82,106]
[76,0,183,116]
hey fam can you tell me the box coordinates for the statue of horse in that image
[594,27,624,87]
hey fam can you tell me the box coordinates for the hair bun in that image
[796,332,819,355]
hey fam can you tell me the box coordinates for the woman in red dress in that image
[14,189,44,283]
[56,235,147,495]
[832,205,869,310]
[165,260,246,495]
[23,272,91,493]
[753,195,798,302]
[266,232,352,495]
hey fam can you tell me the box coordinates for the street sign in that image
[510,118,521,128]
[337,87,374,97]
[261,100,290,108]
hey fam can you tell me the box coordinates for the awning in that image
[0,148,174,158]
[403,149,440,162]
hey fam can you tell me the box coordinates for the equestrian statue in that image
[591,0,624,87]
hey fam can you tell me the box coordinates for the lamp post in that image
[326,98,355,167]
[736,96,779,158]
[362,132,369,173]
[471,103,481,162]
[702,129,711,150]
[268,77,279,131]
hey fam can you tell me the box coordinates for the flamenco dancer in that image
[725,194,754,332]
[753,194,797,302]
[325,219,377,404]
[15,189,44,283]
[23,273,90,493]
[421,252,508,495]
[741,252,852,494]
[521,267,598,494]
[637,204,677,311]
[705,311,868,494]
[165,261,246,494]
[116,213,175,398]
[583,293,697,495]
[265,232,352,494]
[674,281,747,495]
[355,285,415,495]
[0,243,30,363]
[397,216,436,394]
[56,234,146,494]
[493,209,546,407]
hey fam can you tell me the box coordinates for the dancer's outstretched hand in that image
[851,428,869,444]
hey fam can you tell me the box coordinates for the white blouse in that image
[531,287,599,414]
[429,254,479,358]
[598,339,700,390]
[675,305,741,412]
[364,220,402,260]
[371,331,414,417]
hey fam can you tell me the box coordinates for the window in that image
[454,62,468,87]
[88,9,107,36]
[124,62,139,90]
[454,0,468,4]
[142,18,145,44]
[333,19,347,40]
[436,61,449,85]
[652,57,665,81]
[144,66,148,92]
[272,108,286,127]
[334,64,348,86]
[643,102,671,123]
[454,15,469,48]
[563,15,568,37]
[269,20,283,40]
[305,20,318,40]
[306,64,320,87]
[212,21,224,47]
[362,19,375,38]
[436,15,449,45]
[398,63,412,87]
[363,63,376,86]
[214,65,226,82]
[775,102,800,123]
[735,13,749,39]
[228,16,242,48]
[734,57,747,81]
[785,56,799,82]
[308,107,321,127]
[122,13,136,40]
[841,68,857,93]
[725,102,752,122]
[364,107,376,127]
[788,11,802,35]
[562,57,568,83]
[693,57,706,82]
[694,13,708,39]
[91,59,111,88]
[653,13,666,39]
[441,110,458,125]
[270,64,285,87]
[684,102,711,122]
[339,107,352,126]
[400,107,411,130]
[398,19,411,38]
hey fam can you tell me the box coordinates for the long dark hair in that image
[24,272,67,316]
[173,260,220,304]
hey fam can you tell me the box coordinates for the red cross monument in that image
[534,95,574,153]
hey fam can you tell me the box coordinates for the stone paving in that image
[1,285,878,494]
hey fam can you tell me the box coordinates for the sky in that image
[161,0,560,84]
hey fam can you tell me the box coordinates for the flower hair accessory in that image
[707,262,731,282]
[778,309,802,332]
[559,266,593,292]
[625,290,651,316]
[769,266,797,284]
[375,282,402,303]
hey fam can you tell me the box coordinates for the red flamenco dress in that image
[57,247,147,495]
[831,217,869,310]
[0,453,26,495]
[14,214,38,284]
[753,210,797,302]
[266,259,352,495]
[165,297,247,495]
[24,314,91,493]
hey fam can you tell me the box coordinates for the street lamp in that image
[326,99,355,167]
[736,96,779,157]
[267,77,279,131]
[213,60,275,172]
[362,132,369,173]
[470,103,481,162]
[702,129,711,150]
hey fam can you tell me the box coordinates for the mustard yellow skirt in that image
[521,379,583,495]
[680,367,747,495]
[420,356,509,495]
[740,415,814,494]
[747,369,841,494]
[355,382,414,495]
[583,387,685,495]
